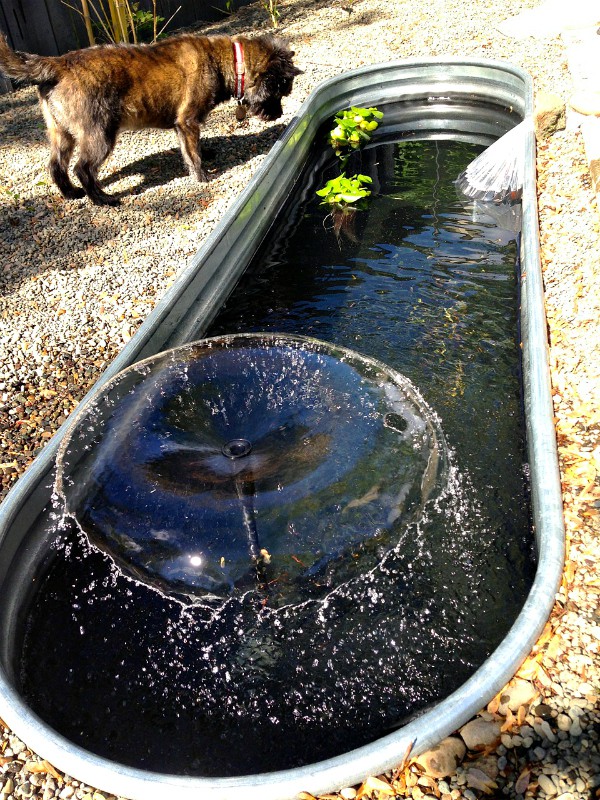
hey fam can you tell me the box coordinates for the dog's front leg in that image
[175,116,207,182]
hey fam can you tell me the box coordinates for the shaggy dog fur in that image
[0,32,301,205]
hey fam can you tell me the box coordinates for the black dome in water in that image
[56,334,447,604]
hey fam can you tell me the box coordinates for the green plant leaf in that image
[328,106,383,159]
[315,173,373,207]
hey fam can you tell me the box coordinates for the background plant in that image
[65,0,179,45]
[260,0,279,26]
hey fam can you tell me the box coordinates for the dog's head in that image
[241,35,302,122]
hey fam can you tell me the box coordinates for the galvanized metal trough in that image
[0,58,564,800]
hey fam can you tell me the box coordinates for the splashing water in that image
[55,334,447,608]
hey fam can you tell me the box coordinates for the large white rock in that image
[413,736,466,778]
[459,717,502,751]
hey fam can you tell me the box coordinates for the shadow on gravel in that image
[103,124,286,198]
[103,147,186,194]
[199,0,388,41]
[0,122,287,295]
[0,88,45,146]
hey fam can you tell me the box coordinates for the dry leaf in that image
[24,760,63,781]
[545,635,562,662]
[487,690,502,715]
[579,482,600,502]
[517,654,540,681]
[515,767,531,794]
[467,768,498,795]
[534,622,555,651]
[418,774,441,797]
[480,742,501,758]
[398,738,415,772]
[535,663,554,689]
[563,562,576,591]
[356,774,396,797]
[405,768,418,788]
[501,708,516,733]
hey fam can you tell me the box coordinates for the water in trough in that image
[19,125,534,776]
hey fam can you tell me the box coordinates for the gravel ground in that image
[1,0,599,798]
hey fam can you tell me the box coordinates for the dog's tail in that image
[0,32,60,84]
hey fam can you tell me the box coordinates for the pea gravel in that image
[1,0,599,798]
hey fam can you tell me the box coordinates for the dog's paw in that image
[61,188,86,200]
[92,193,121,207]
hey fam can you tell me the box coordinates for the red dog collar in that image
[232,41,245,100]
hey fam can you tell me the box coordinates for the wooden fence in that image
[0,0,251,92]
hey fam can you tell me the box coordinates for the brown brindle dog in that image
[0,32,301,205]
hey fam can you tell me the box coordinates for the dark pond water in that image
[19,132,534,776]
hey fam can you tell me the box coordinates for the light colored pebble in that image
[569,719,583,737]
[576,683,594,695]
[497,677,538,714]
[536,719,558,743]
[557,713,571,731]
[537,773,558,796]
[500,733,514,749]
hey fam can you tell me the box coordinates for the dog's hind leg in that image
[74,129,120,206]
[41,100,85,200]
[175,116,207,182]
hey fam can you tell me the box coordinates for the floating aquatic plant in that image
[316,174,373,244]
[315,173,373,208]
[317,106,382,243]
[328,106,384,160]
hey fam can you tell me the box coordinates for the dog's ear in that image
[285,50,305,74]
[268,39,302,84]
[250,37,301,102]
